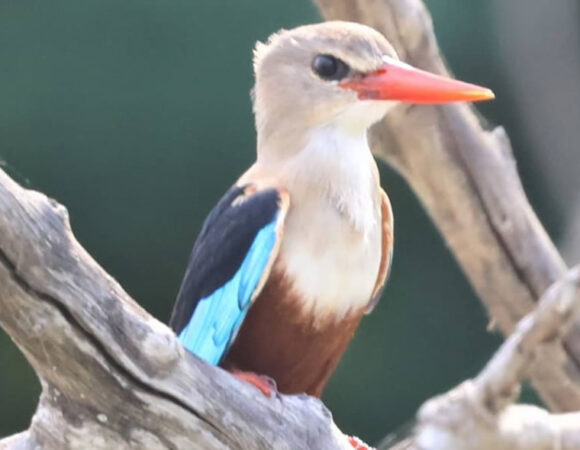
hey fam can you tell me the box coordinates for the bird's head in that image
[252,21,493,154]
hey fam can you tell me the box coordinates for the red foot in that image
[348,436,375,450]
[231,369,277,397]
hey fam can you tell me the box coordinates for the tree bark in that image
[383,267,580,449]
[0,169,350,450]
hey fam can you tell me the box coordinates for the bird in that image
[169,21,493,399]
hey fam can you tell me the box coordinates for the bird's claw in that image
[231,369,278,397]
[348,435,375,450]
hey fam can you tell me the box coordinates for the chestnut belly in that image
[222,269,364,398]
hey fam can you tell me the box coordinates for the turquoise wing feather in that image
[170,185,287,365]
[177,220,279,364]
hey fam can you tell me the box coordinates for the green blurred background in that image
[2,0,579,445]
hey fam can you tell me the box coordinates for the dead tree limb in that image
[382,266,580,450]
[314,0,580,411]
[0,168,351,449]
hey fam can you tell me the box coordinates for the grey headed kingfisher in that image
[169,21,493,401]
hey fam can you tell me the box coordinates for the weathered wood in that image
[314,0,580,411]
[0,168,350,449]
[382,267,580,450]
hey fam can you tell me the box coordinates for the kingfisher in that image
[170,21,493,399]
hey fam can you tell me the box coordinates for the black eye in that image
[311,54,350,81]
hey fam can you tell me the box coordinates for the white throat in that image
[262,121,380,237]
[306,124,378,233]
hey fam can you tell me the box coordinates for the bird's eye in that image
[311,54,350,81]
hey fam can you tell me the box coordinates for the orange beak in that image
[340,57,494,104]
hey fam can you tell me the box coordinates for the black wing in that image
[169,184,287,363]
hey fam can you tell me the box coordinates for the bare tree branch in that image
[0,169,351,449]
[314,0,580,411]
[382,267,580,450]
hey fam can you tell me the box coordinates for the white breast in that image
[275,125,383,322]
[280,197,382,322]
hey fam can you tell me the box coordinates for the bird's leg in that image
[347,435,375,450]
[230,368,278,397]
